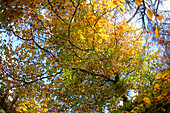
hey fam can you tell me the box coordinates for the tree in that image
[0,0,169,112]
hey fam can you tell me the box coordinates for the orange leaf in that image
[154,84,160,89]
[135,0,142,6]
[147,9,153,19]
[157,95,164,100]
[58,91,64,94]
[155,26,159,38]
[143,97,151,103]
[156,15,163,21]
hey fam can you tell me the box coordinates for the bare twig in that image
[127,6,139,23]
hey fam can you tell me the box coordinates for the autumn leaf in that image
[147,9,153,19]
[22,107,28,112]
[58,91,64,94]
[156,74,161,79]
[157,95,164,100]
[156,15,163,21]
[155,26,160,38]
[154,84,160,89]
[135,0,142,6]
[143,97,151,104]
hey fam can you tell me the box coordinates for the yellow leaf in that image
[156,74,161,79]
[155,26,159,38]
[80,34,85,40]
[143,97,151,103]
[23,107,28,112]
[131,110,138,113]
[162,72,168,79]
[168,78,170,83]
[120,0,125,2]
[135,0,142,6]
[44,108,48,112]
[156,15,163,21]
[147,9,153,19]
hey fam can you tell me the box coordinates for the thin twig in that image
[48,0,67,24]
[68,1,80,39]
[127,6,139,23]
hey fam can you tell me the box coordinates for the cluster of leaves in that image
[0,0,169,112]
[120,66,170,112]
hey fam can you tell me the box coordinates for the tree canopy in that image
[0,0,169,112]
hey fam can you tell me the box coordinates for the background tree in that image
[0,0,169,112]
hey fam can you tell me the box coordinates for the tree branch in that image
[72,68,119,84]
[22,71,62,86]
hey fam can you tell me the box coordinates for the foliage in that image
[0,0,169,112]
[120,66,170,112]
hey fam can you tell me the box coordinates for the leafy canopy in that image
[0,0,169,112]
